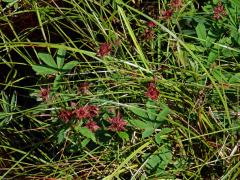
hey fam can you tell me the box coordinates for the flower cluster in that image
[145,82,160,101]
[213,3,227,20]
[85,120,100,132]
[40,87,50,101]
[75,105,100,120]
[170,0,182,9]
[143,0,183,40]
[143,29,155,41]
[143,20,157,40]
[162,9,173,20]
[58,104,127,132]
[147,21,156,28]
[97,42,112,57]
[59,109,73,123]
[161,0,183,20]
[108,113,127,132]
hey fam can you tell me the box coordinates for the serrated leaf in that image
[159,146,172,164]
[229,73,240,83]
[146,146,172,171]
[155,128,172,144]
[128,105,148,119]
[196,23,206,46]
[32,65,58,75]
[57,48,66,68]
[185,43,205,52]
[212,68,228,83]
[142,128,155,139]
[129,119,150,129]
[146,154,161,170]
[62,61,79,71]
[159,128,173,135]
[207,49,218,65]
[79,127,96,142]
[156,106,170,122]
[38,53,57,68]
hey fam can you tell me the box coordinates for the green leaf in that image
[128,105,148,119]
[57,48,66,68]
[10,91,17,111]
[196,23,206,46]
[185,43,205,52]
[117,131,129,141]
[81,138,90,148]
[1,91,9,112]
[159,146,172,165]
[57,129,65,144]
[62,61,79,71]
[38,52,57,68]
[146,154,162,170]
[156,106,170,122]
[155,128,173,144]
[79,127,96,142]
[146,100,157,121]
[212,68,228,83]
[53,74,62,91]
[229,73,240,83]
[0,112,7,120]
[146,146,172,172]
[32,65,58,75]
[142,128,155,139]
[129,119,150,129]
[207,49,218,65]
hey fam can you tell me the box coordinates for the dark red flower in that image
[59,109,73,123]
[145,82,160,100]
[75,106,89,120]
[170,0,182,9]
[162,9,173,19]
[86,105,100,118]
[147,21,156,28]
[108,113,127,132]
[40,87,50,101]
[143,29,155,40]
[97,42,112,57]
[213,3,227,20]
[79,82,90,95]
[85,120,100,132]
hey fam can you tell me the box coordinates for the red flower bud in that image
[147,21,156,28]
[145,82,160,100]
[40,87,50,101]
[97,43,112,57]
